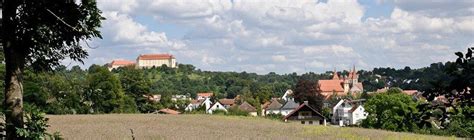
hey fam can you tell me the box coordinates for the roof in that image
[190,99,204,105]
[283,102,326,120]
[110,60,135,66]
[197,93,213,98]
[266,99,283,110]
[158,108,180,115]
[349,105,359,113]
[281,99,299,110]
[402,90,419,96]
[219,98,235,105]
[239,101,257,112]
[318,80,344,92]
[137,54,175,60]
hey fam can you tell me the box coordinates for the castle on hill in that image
[108,53,177,70]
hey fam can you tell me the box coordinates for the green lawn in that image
[47,114,455,140]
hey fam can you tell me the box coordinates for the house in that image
[185,99,203,111]
[171,94,191,101]
[185,98,212,111]
[318,66,363,99]
[283,101,327,125]
[262,98,283,116]
[136,53,177,69]
[143,94,161,103]
[156,108,180,115]
[219,98,236,108]
[281,89,293,101]
[207,101,227,114]
[348,105,367,125]
[196,92,213,100]
[280,98,300,116]
[107,60,135,70]
[238,101,258,116]
[331,99,367,126]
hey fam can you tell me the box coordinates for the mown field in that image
[47,114,455,140]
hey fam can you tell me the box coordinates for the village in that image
[108,53,438,127]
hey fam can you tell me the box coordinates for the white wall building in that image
[207,101,227,114]
[136,54,177,69]
[332,99,367,126]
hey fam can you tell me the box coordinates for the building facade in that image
[136,54,177,69]
[107,60,135,70]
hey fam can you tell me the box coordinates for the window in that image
[301,121,305,124]
[309,121,313,124]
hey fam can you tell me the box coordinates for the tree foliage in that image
[292,79,324,112]
[361,91,419,132]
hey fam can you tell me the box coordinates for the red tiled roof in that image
[137,54,175,60]
[219,98,235,105]
[158,108,180,115]
[110,60,135,66]
[197,93,213,98]
[190,99,204,105]
[318,80,344,92]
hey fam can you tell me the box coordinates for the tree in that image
[361,91,419,132]
[2,0,103,139]
[292,79,324,112]
[85,65,136,113]
[418,47,473,136]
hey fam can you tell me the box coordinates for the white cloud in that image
[272,55,287,62]
[81,0,474,74]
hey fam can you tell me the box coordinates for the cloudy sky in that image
[72,0,474,74]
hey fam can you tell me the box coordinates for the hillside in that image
[46,114,453,140]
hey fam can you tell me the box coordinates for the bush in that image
[265,113,284,120]
[226,107,249,116]
[15,105,63,140]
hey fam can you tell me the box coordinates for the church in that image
[318,66,363,99]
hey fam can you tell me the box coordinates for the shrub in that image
[15,105,63,140]
[226,107,249,116]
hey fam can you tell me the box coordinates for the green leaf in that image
[455,52,463,58]
[467,48,472,58]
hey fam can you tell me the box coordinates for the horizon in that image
[63,0,473,74]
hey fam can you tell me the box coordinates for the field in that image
[47,114,454,140]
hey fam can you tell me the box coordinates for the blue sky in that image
[71,0,474,74]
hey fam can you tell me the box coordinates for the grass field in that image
[47,114,454,140]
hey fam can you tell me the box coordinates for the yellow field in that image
[47,114,454,140]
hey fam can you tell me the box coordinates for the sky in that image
[69,0,474,74]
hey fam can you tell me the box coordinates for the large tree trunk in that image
[2,0,25,140]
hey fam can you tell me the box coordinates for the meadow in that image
[46,114,455,140]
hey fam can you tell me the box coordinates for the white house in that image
[280,98,299,116]
[348,105,368,125]
[172,94,191,101]
[207,101,227,114]
[332,99,367,126]
[185,98,212,111]
[262,98,282,116]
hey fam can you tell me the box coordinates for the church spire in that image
[332,68,340,80]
